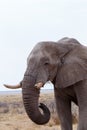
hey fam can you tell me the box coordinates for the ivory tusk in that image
[35,82,44,89]
[4,84,21,89]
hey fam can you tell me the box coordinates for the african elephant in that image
[4,37,87,130]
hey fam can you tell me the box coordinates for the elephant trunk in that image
[22,75,50,125]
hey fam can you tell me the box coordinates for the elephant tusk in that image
[4,83,21,89]
[35,82,44,89]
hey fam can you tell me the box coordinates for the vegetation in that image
[0,92,77,130]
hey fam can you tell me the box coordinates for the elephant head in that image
[4,37,87,125]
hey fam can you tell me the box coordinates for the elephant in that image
[4,37,87,130]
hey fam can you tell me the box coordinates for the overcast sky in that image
[0,0,87,91]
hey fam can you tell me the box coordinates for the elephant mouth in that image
[35,82,44,89]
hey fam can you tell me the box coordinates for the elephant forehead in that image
[27,41,57,63]
[27,51,44,64]
[32,41,58,53]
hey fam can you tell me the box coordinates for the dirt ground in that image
[0,93,77,130]
[0,113,77,130]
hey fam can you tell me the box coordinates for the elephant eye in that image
[44,62,49,66]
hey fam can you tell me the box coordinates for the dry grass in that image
[0,93,77,130]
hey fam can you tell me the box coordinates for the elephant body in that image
[4,37,87,130]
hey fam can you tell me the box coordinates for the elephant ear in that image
[56,39,87,88]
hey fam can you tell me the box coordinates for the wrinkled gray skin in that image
[5,37,87,130]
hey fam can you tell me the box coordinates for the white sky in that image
[0,0,87,91]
